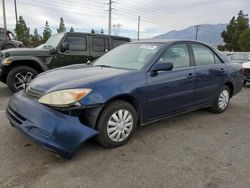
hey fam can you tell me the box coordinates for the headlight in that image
[38,89,92,107]
[3,58,12,65]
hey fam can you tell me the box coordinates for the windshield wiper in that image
[95,65,113,68]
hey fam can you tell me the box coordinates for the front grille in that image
[7,106,26,125]
[26,87,44,99]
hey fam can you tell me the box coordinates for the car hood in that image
[243,61,250,69]
[1,47,52,58]
[29,65,133,93]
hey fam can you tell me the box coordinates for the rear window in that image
[92,37,109,52]
[112,39,128,48]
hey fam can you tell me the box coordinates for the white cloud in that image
[0,0,249,39]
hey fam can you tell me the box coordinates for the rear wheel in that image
[209,86,230,113]
[7,66,38,92]
[95,100,137,148]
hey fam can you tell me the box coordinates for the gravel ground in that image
[0,82,250,188]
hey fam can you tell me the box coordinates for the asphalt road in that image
[0,82,250,188]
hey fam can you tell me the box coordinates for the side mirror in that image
[61,42,70,52]
[150,62,173,76]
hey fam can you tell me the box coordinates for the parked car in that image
[0,28,23,50]
[6,40,244,159]
[0,32,131,92]
[242,61,250,86]
[227,52,250,64]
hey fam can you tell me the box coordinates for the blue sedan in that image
[6,40,244,159]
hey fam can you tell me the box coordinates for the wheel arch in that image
[225,82,234,98]
[95,94,142,128]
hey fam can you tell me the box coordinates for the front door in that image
[146,43,196,120]
[51,35,90,69]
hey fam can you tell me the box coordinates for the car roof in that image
[63,32,131,40]
[130,39,210,45]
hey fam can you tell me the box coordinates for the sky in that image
[0,0,249,39]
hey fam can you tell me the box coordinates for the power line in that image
[112,23,122,35]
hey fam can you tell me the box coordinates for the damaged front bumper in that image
[6,91,98,159]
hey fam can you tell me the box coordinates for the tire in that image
[7,66,39,93]
[209,86,230,114]
[95,100,138,148]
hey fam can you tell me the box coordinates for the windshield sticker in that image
[139,45,158,50]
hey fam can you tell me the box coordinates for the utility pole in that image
[137,16,141,41]
[107,0,114,35]
[194,25,200,40]
[113,23,122,36]
[14,0,18,26]
[2,0,7,40]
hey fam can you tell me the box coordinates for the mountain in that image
[154,24,227,46]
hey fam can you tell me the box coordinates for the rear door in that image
[146,42,196,120]
[90,36,110,61]
[190,42,227,106]
[52,35,91,68]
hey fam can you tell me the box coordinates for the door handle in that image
[187,73,194,79]
[221,68,225,72]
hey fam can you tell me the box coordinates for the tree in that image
[15,16,30,46]
[221,10,249,51]
[57,17,66,33]
[239,29,250,51]
[91,29,95,34]
[70,27,74,32]
[31,28,43,47]
[43,21,52,43]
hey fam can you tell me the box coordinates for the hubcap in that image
[218,90,229,110]
[107,109,133,142]
[14,71,34,90]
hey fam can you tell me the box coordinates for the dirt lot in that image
[0,82,250,188]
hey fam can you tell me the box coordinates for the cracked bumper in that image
[6,91,98,159]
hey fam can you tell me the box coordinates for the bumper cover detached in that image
[6,91,98,159]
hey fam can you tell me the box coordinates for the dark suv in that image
[0,32,130,92]
[0,28,23,50]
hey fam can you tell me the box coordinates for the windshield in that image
[93,43,163,70]
[38,33,64,49]
[231,53,250,61]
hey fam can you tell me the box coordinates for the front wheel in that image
[95,100,137,148]
[7,66,38,93]
[209,86,230,113]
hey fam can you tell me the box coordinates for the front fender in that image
[7,56,49,71]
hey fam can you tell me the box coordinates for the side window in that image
[214,54,222,64]
[112,39,128,48]
[157,43,190,69]
[64,36,87,51]
[191,44,215,66]
[92,37,109,52]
